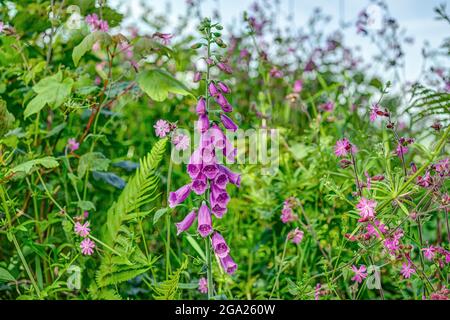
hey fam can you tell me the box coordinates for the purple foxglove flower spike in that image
[220,114,238,132]
[211,232,230,258]
[217,81,230,94]
[214,172,229,189]
[175,210,197,235]
[196,97,206,115]
[209,82,219,97]
[197,202,213,237]
[220,254,237,274]
[218,165,241,187]
[197,114,210,133]
[192,173,207,195]
[169,184,192,208]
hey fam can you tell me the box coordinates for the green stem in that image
[205,237,214,299]
[270,236,288,299]
[165,148,174,279]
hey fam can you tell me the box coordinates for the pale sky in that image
[110,0,450,82]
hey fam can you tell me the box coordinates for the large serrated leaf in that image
[72,31,112,66]
[137,69,192,102]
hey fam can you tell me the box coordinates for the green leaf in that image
[77,200,96,211]
[73,31,112,66]
[185,234,206,262]
[77,152,110,178]
[0,267,15,283]
[11,157,59,175]
[137,69,192,102]
[153,208,169,225]
[24,72,73,118]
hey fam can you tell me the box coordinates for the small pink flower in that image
[92,40,100,52]
[314,283,322,300]
[293,80,303,93]
[198,277,208,294]
[400,262,415,279]
[319,101,334,112]
[351,265,367,283]
[281,207,297,224]
[370,104,382,122]
[67,138,79,152]
[396,144,408,157]
[356,197,377,221]
[287,227,304,244]
[74,221,90,237]
[269,67,283,78]
[334,138,352,157]
[172,134,190,151]
[80,238,95,255]
[422,245,436,261]
[154,119,171,138]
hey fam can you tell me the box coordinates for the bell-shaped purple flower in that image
[217,81,230,94]
[215,93,232,112]
[218,165,240,187]
[187,163,202,179]
[202,163,218,180]
[211,232,230,258]
[210,124,226,150]
[193,72,202,83]
[211,183,230,207]
[214,172,229,189]
[197,202,213,237]
[223,140,237,163]
[217,62,233,74]
[169,183,192,208]
[196,97,206,115]
[208,82,219,97]
[197,114,209,133]
[201,147,216,164]
[220,114,238,132]
[175,210,197,235]
[211,202,227,218]
[192,173,207,195]
[219,254,237,274]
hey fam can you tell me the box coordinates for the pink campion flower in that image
[369,104,383,122]
[356,197,377,221]
[74,221,90,237]
[154,119,171,138]
[67,138,79,152]
[383,229,404,255]
[396,144,408,157]
[365,219,387,238]
[281,207,298,223]
[422,245,437,261]
[435,158,449,175]
[172,134,190,151]
[197,202,213,237]
[417,171,432,188]
[334,138,352,157]
[153,32,173,45]
[198,277,208,294]
[287,228,304,244]
[80,238,95,255]
[168,184,192,208]
[400,262,415,279]
[351,265,367,283]
[175,210,197,235]
[319,101,334,112]
[219,254,237,275]
[0,21,4,33]
[269,67,283,78]
[293,80,303,93]
[211,232,230,258]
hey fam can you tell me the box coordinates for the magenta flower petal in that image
[175,210,197,235]
[197,202,213,237]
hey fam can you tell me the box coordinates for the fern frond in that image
[152,259,188,300]
[95,138,167,290]
[406,84,450,126]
